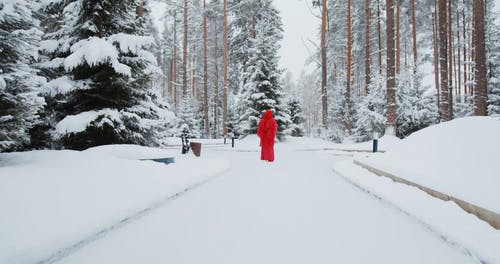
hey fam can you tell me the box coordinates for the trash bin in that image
[190,142,202,157]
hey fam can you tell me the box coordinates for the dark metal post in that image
[372,132,379,153]
[231,136,234,148]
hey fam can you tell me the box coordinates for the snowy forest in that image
[0,0,499,152]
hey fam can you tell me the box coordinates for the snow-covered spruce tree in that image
[285,98,305,137]
[324,69,348,143]
[228,0,259,97]
[352,74,386,142]
[38,0,174,150]
[174,95,202,138]
[0,0,45,152]
[237,2,291,140]
[396,67,436,138]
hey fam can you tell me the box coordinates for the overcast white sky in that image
[273,0,320,81]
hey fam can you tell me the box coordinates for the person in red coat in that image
[257,109,278,162]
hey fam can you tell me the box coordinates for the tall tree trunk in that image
[183,0,188,98]
[173,12,178,109]
[321,0,328,128]
[223,0,228,137]
[411,0,418,67]
[433,4,440,112]
[438,0,451,121]
[213,17,219,138]
[396,2,401,75]
[463,2,467,95]
[386,0,397,134]
[471,26,475,95]
[346,0,352,132]
[473,0,488,115]
[192,43,197,99]
[203,0,209,137]
[377,0,382,74]
[447,0,454,116]
[365,0,371,94]
[453,11,458,97]
[168,60,173,97]
[457,10,462,98]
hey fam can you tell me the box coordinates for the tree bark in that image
[136,0,144,18]
[346,0,352,132]
[213,16,219,138]
[365,0,371,95]
[192,43,197,99]
[396,2,401,75]
[411,0,418,67]
[321,0,328,128]
[438,0,451,121]
[457,10,462,98]
[168,60,173,97]
[433,5,440,112]
[173,12,178,109]
[203,0,209,137]
[223,0,228,137]
[473,0,488,115]
[463,2,468,95]
[447,0,454,116]
[377,0,382,74]
[386,0,397,133]
[183,0,188,98]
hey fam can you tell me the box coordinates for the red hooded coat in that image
[257,109,278,162]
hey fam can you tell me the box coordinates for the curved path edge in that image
[36,168,230,264]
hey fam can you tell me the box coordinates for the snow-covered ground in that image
[355,116,500,213]
[334,160,500,264]
[55,144,475,264]
[0,146,229,264]
[1,124,498,263]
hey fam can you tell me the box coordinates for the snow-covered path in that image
[58,146,474,264]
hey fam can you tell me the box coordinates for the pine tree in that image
[0,0,45,151]
[286,98,305,137]
[38,0,174,150]
[396,67,437,137]
[237,1,290,139]
[175,94,202,138]
[353,75,386,142]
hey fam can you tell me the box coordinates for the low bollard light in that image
[373,132,379,153]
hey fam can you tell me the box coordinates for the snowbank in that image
[333,159,500,264]
[355,116,500,213]
[0,146,230,264]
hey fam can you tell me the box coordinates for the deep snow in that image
[0,146,229,264]
[355,116,500,213]
[1,122,498,263]
[56,143,474,264]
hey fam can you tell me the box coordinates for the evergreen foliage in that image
[286,98,305,137]
[36,0,174,150]
[235,2,291,139]
[0,0,45,151]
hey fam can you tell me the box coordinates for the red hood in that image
[263,109,273,120]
